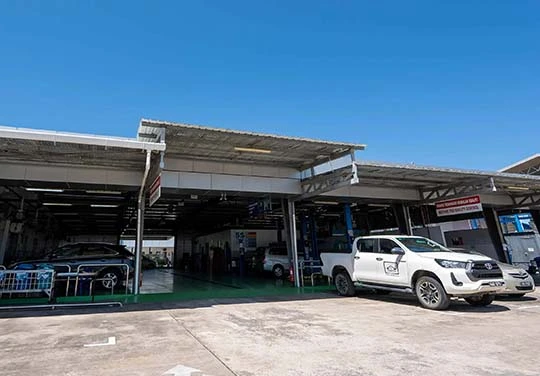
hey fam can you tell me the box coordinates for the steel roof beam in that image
[0,125,166,152]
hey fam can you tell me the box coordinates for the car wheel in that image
[334,271,355,297]
[415,276,450,310]
[465,294,495,306]
[99,268,122,290]
[273,265,285,279]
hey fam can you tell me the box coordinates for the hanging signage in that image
[148,174,161,207]
[435,195,483,217]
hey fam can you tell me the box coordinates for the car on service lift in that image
[10,242,135,290]
[450,248,536,297]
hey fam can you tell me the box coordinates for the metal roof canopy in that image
[301,160,540,208]
[0,125,165,169]
[500,154,540,175]
[138,119,366,169]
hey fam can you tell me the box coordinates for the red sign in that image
[435,195,483,217]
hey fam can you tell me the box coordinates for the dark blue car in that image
[10,242,135,291]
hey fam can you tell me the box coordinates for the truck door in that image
[376,239,409,286]
[353,238,380,282]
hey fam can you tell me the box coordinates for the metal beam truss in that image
[510,193,540,208]
[518,164,540,176]
[419,178,496,203]
[299,163,359,200]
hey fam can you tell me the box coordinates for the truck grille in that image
[508,272,529,280]
[468,262,503,280]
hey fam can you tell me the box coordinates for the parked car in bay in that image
[261,244,300,278]
[9,242,135,290]
[450,248,536,297]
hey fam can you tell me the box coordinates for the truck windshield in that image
[396,237,451,253]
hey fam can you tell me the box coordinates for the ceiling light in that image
[25,188,64,193]
[506,186,530,191]
[313,201,340,205]
[86,190,122,195]
[90,204,119,208]
[43,203,72,206]
[234,146,272,154]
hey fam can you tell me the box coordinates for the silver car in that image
[451,248,535,297]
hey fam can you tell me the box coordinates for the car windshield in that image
[397,237,451,253]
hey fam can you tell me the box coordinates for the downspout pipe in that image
[134,150,152,295]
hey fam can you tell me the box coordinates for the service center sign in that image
[435,195,483,217]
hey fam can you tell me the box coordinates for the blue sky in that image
[0,1,538,170]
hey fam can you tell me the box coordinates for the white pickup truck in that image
[320,235,506,310]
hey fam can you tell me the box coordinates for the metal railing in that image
[75,264,130,296]
[297,259,331,287]
[0,269,55,300]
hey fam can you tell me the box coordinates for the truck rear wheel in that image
[334,271,355,297]
[415,276,450,310]
[465,294,495,306]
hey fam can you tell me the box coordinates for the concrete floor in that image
[1,290,539,376]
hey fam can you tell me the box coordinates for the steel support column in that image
[134,150,152,295]
[483,207,508,262]
[287,199,301,287]
[394,204,413,235]
[344,204,354,249]
[0,220,10,265]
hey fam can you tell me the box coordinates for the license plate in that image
[489,281,504,287]
[520,282,532,287]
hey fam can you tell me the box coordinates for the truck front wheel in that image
[415,276,450,310]
[465,294,495,307]
[334,271,355,297]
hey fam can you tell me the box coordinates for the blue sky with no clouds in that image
[0,1,538,170]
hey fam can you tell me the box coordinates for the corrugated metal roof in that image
[500,154,540,175]
[354,160,540,191]
[0,125,164,169]
[138,118,366,169]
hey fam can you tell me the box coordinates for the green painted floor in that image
[0,269,335,307]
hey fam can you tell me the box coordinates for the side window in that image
[357,239,376,253]
[82,245,119,257]
[269,248,288,256]
[54,245,82,258]
[379,239,400,254]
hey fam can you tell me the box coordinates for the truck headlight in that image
[435,259,469,269]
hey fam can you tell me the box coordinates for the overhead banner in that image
[148,174,161,207]
[435,195,483,217]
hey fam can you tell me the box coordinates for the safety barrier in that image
[0,269,55,300]
[75,263,130,296]
[298,260,331,287]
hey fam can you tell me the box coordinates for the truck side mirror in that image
[391,247,405,255]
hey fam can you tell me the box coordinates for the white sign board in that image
[149,174,161,207]
[436,195,483,217]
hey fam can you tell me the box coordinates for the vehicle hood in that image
[415,252,493,262]
[497,262,525,273]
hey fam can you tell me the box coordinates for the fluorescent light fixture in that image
[507,186,530,191]
[43,203,72,206]
[25,188,64,193]
[90,204,119,208]
[86,190,122,195]
[234,146,272,154]
[314,201,340,205]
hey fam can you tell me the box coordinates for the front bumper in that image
[441,269,506,296]
[501,276,536,295]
